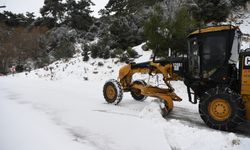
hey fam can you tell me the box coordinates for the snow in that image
[91,0,109,18]
[0,78,172,150]
[1,42,250,150]
[238,12,250,50]
[133,43,152,62]
[1,14,250,150]
[0,99,97,150]
[1,75,250,150]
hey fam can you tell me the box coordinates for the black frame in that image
[187,29,236,80]
[185,27,242,102]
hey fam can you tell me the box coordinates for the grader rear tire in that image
[131,80,147,101]
[199,87,245,131]
[103,79,123,105]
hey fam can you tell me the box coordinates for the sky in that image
[0,0,109,17]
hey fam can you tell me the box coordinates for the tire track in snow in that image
[95,101,250,138]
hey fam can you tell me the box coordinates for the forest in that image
[0,0,249,74]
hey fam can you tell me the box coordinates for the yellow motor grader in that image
[103,25,250,131]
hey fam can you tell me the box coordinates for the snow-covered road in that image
[1,77,250,150]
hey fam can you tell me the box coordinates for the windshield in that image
[201,32,228,78]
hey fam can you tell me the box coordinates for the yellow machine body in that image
[242,95,250,120]
[118,62,182,110]
[241,54,250,120]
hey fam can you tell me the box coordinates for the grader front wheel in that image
[103,79,123,105]
[199,87,245,131]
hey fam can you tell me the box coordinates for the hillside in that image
[15,11,250,81]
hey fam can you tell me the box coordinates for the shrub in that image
[90,44,99,59]
[97,62,104,66]
[126,47,138,58]
[82,51,89,61]
[82,44,90,61]
[103,47,110,59]
[15,65,24,72]
[53,41,75,60]
[113,48,124,57]
[119,53,129,62]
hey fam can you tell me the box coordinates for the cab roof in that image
[188,25,240,37]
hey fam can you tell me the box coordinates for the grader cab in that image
[103,25,250,131]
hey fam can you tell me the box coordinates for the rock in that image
[141,44,149,51]
[97,62,104,67]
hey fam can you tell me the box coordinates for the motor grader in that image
[103,25,250,131]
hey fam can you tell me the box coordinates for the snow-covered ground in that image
[1,42,250,150]
[1,76,250,150]
[1,13,250,150]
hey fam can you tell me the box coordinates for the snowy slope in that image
[15,43,152,81]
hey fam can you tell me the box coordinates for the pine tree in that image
[105,0,160,16]
[65,0,94,31]
[26,12,35,24]
[105,0,127,16]
[191,0,230,23]
[144,6,196,55]
[40,0,65,24]
[2,11,27,26]
[171,7,197,53]
[144,5,171,55]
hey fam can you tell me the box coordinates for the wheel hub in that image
[106,85,116,100]
[132,88,141,96]
[208,98,232,121]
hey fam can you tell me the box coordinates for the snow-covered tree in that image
[191,0,230,23]
[64,0,94,31]
[104,0,159,16]
[40,0,65,24]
